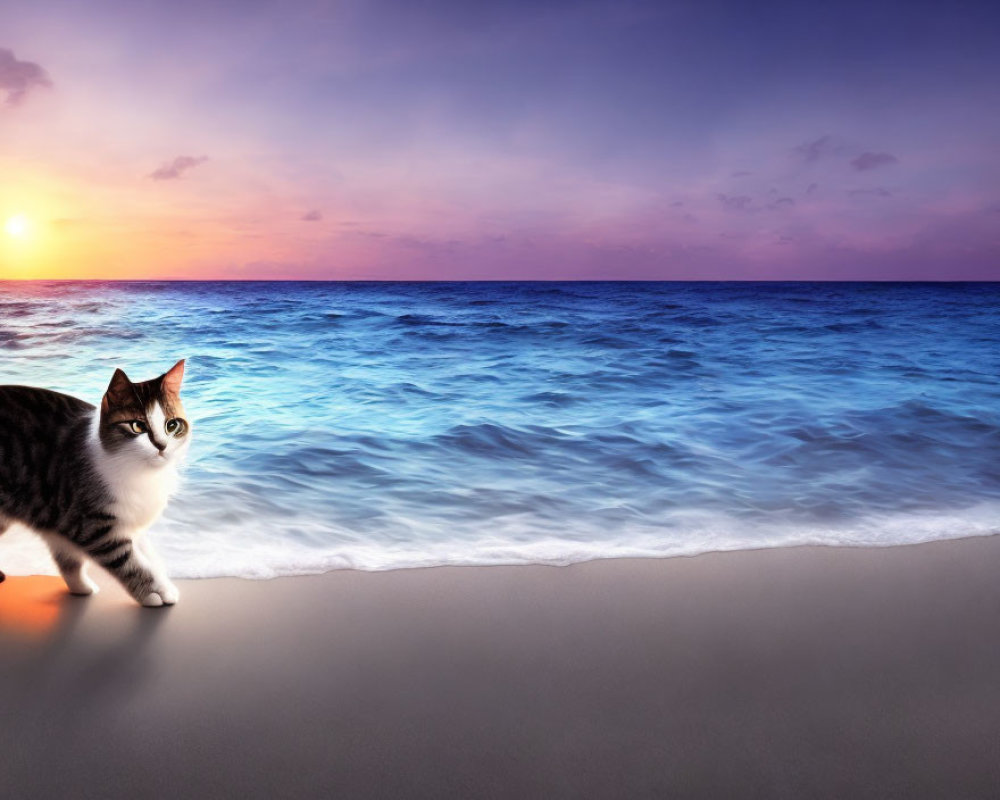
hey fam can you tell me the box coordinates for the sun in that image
[4,214,31,238]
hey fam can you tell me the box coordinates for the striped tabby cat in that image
[0,361,190,606]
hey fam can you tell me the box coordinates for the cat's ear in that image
[162,359,185,395]
[102,368,133,412]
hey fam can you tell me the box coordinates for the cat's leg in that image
[134,533,179,605]
[45,536,100,596]
[77,526,178,607]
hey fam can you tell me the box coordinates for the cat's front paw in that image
[68,576,100,596]
[159,581,180,605]
[141,583,179,608]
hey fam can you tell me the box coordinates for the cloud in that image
[731,170,753,178]
[806,183,819,195]
[851,152,898,171]
[0,48,52,106]
[848,187,892,199]
[717,194,752,211]
[148,155,208,181]
[770,197,795,209]
[301,210,323,222]
[793,135,837,164]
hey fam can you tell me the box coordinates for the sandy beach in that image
[2,535,999,799]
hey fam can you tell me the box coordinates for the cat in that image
[0,361,190,607]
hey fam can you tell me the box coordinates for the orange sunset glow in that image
[0,576,63,637]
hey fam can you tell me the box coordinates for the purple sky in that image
[1,0,998,279]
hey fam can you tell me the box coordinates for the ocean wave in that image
[3,505,999,580]
[0,281,998,579]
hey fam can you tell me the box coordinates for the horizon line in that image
[0,278,998,284]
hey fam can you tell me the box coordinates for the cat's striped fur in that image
[0,361,190,606]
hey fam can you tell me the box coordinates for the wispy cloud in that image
[792,135,837,164]
[301,210,323,222]
[149,155,208,181]
[851,152,898,171]
[0,48,52,106]
[717,194,753,211]
[848,187,893,199]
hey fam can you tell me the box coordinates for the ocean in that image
[0,281,998,578]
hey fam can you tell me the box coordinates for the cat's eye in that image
[128,421,147,434]
[165,418,187,436]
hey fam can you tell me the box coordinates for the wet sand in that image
[2,535,999,799]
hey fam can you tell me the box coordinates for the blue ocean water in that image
[1,281,998,578]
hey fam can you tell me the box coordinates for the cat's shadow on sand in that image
[0,577,170,738]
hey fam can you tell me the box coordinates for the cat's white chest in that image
[108,467,176,531]
[92,450,179,532]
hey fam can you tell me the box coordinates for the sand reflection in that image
[0,576,67,637]
[0,576,170,737]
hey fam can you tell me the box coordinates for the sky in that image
[0,0,998,280]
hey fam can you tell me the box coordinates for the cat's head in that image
[99,360,191,467]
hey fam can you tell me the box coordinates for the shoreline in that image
[3,524,998,581]
[2,534,999,797]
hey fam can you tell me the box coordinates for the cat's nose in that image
[149,435,168,452]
